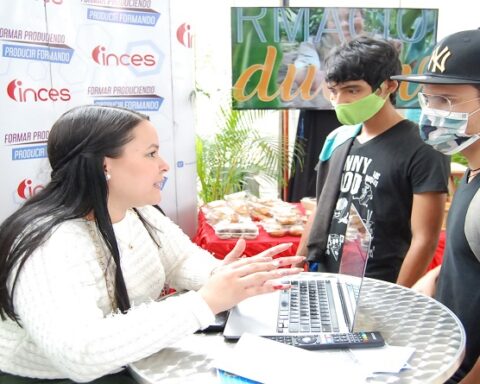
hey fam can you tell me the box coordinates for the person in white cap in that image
[393,29,480,384]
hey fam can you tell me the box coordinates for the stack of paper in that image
[215,333,367,383]
[215,333,415,383]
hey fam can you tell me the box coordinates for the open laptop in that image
[223,203,371,340]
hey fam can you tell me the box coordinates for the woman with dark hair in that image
[0,105,304,383]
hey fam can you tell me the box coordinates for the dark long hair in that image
[0,105,152,321]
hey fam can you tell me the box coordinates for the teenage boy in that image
[393,29,480,384]
[297,36,450,287]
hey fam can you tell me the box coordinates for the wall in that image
[0,0,198,237]
[192,0,478,199]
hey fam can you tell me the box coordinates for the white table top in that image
[128,275,465,384]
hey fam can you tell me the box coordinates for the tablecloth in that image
[193,208,446,276]
[193,208,301,260]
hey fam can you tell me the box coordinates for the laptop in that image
[223,203,371,340]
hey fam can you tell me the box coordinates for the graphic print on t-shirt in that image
[353,182,373,207]
[333,197,349,224]
[327,233,344,260]
[327,154,379,261]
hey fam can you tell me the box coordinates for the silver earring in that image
[106,173,111,181]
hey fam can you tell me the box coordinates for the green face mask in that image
[333,91,387,126]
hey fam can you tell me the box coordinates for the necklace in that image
[468,167,480,182]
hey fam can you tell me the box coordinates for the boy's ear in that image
[384,79,399,94]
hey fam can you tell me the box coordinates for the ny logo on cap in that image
[428,45,452,73]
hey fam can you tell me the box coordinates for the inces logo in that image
[17,179,44,200]
[7,79,71,102]
[176,23,193,48]
[91,45,156,67]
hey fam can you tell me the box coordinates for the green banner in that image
[231,7,438,110]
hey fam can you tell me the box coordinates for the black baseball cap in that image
[392,29,480,84]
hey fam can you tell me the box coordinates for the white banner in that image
[0,0,197,237]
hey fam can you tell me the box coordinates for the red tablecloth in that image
[193,208,301,260]
[193,207,446,271]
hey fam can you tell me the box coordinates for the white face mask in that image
[419,107,480,155]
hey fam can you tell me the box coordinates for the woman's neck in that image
[107,202,128,224]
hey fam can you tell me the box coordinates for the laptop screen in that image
[338,203,372,331]
[338,203,371,278]
[223,202,373,339]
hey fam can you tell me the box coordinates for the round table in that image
[128,275,465,384]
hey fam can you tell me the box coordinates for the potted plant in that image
[195,103,303,204]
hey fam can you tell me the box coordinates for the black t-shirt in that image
[436,173,480,383]
[324,120,449,282]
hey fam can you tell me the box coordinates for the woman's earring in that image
[105,173,111,181]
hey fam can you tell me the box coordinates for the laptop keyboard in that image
[277,280,360,334]
[277,280,336,333]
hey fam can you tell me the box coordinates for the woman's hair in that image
[0,105,155,321]
[324,36,402,104]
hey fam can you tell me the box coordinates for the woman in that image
[0,105,303,383]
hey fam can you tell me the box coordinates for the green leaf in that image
[195,101,304,203]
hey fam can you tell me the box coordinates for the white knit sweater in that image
[0,206,221,382]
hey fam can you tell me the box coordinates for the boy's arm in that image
[411,265,441,297]
[396,192,447,287]
[460,357,480,384]
[296,206,316,257]
[294,207,316,269]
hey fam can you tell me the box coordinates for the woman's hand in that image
[213,239,295,274]
[220,238,248,266]
[199,243,305,314]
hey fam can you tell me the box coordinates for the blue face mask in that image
[419,107,480,155]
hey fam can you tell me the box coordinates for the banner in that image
[231,7,438,110]
[0,0,198,237]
